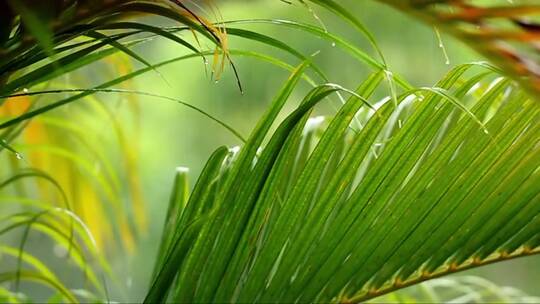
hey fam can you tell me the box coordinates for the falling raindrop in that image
[311,50,321,57]
[384,70,398,108]
[434,27,450,65]
[302,1,328,34]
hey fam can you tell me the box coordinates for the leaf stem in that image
[346,248,540,303]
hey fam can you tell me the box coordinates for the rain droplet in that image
[53,244,67,257]
[434,27,450,65]
[306,116,325,132]
[93,162,101,174]
[176,166,190,173]
[331,42,336,47]
[229,146,241,154]
[23,88,29,93]
[15,153,23,160]
[14,292,25,300]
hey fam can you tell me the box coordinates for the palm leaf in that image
[147,60,538,302]
[1,1,538,302]
[0,0,230,255]
[0,0,236,97]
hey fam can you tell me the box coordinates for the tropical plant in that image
[0,0,539,303]
[146,61,539,303]
[0,0,231,251]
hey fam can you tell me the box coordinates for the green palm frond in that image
[1,1,539,303]
[0,0,232,96]
[147,60,539,303]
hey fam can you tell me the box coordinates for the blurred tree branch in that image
[375,0,540,99]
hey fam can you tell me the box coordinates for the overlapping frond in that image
[147,63,539,303]
[0,1,538,303]
[0,2,229,295]
[0,0,231,97]
[0,0,230,252]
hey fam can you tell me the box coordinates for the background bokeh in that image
[2,0,538,302]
